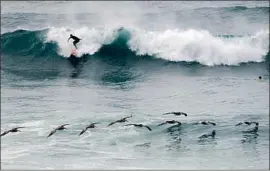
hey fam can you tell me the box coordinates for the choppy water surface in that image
[1,1,269,169]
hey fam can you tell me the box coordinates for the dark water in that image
[1,1,269,169]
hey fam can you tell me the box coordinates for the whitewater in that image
[45,26,269,65]
[1,1,269,170]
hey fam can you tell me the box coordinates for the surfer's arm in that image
[68,37,71,42]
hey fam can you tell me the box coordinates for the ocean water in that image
[1,1,269,169]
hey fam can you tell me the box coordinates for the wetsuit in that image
[68,34,81,49]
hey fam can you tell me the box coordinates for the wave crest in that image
[1,26,269,66]
[128,28,269,66]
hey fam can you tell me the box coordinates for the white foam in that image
[45,26,269,66]
[45,26,118,57]
[128,28,269,66]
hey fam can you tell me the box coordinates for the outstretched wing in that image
[209,122,216,126]
[78,129,86,136]
[162,112,172,115]
[124,124,134,127]
[47,129,56,138]
[108,121,117,127]
[176,121,182,125]
[144,125,152,131]
[61,124,70,127]
[158,122,166,126]
[14,126,25,129]
[251,122,259,125]
[181,112,188,116]
[57,124,69,129]
[92,122,100,125]
[199,134,207,139]
[124,115,132,119]
[1,130,10,137]
[235,122,243,126]
[90,122,100,127]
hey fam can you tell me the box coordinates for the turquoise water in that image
[1,1,269,169]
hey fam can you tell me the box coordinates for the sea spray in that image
[1,26,269,66]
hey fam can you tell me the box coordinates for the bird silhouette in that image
[194,121,216,126]
[162,112,188,117]
[235,121,258,126]
[108,115,132,126]
[1,127,25,137]
[47,124,69,138]
[158,120,182,126]
[199,130,216,139]
[78,122,100,136]
[124,124,152,131]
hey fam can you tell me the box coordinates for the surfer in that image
[68,34,81,49]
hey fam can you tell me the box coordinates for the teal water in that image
[1,1,269,169]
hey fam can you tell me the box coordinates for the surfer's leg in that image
[73,40,79,49]
[73,41,77,49]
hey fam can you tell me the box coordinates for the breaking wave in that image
[1,26,269,66]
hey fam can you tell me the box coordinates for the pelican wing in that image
[14,126,25,129]
[1,130,10,137]
[162,112,172,115]
[47,129,57,138]
[60,124,69,128]
[235,122,243,126]
[108,121,117,126]
[144,125,152,131]
[78,128,86,136]
[124,115,132,119]
[158,122,166,126]
[181,112,188,116]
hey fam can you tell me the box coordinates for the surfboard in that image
[70,43,82,56]
[71,49,77,56]
[69,38,82,56]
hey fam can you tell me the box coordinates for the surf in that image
[1,26,269,66]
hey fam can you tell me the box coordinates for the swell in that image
[195,6,269,12]
[1,29,58,57]
[1,27,269,67]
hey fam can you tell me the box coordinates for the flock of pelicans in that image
[1,112,259,139]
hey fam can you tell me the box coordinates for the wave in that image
[195,6,269,12]
[225,6,269,12]
[1,26,269,66]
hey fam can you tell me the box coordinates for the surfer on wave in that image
[68,34,81,49]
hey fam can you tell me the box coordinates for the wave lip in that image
[128,28,269,66]
[1,26,269,66]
